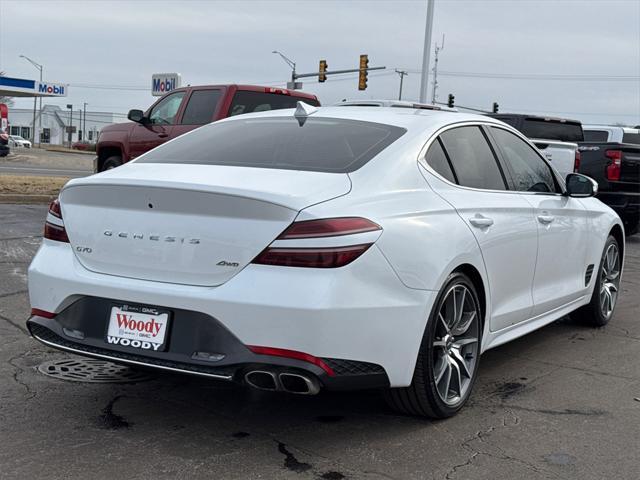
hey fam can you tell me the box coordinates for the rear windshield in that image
[229,91,320,117]
[138,117,406,173]
[583,130,609,142]
[622,132,640,145]
[520,119,584,142]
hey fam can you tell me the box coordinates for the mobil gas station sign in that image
[151,73,181,96]
[0,75,67,97]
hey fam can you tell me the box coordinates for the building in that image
[6,105,122,145]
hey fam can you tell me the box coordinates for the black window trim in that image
[485,124,565,196]
[419,122,514,194]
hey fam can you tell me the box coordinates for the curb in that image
[0,194,55,204]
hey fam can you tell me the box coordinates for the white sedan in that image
[27,104,624,418]
[9,135,31,148]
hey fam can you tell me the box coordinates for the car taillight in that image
[252,217,381,268]
[44,198,70,243]
[277,217,381,239]
[605,150,622,181]
[573,149,581,172]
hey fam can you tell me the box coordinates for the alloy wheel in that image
[432,284,480,406]
[600,243,620,319]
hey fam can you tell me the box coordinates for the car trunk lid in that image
[59,163,351,286]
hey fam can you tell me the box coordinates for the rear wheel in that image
[575,235,621,327]
[102,155,123,171]
[385,272,482,418]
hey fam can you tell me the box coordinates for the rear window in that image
[138,117,406,173]
[583,130,609,142]
[229,91,320,117]
[622,132,640,145]
[520,119,584,142]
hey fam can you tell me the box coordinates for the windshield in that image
[138,116,406,173]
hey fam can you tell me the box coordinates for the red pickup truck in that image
[95,84,320,171]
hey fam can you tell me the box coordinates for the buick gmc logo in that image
[103,230,200,244]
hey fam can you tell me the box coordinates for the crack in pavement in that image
[0,312,29,335]
[7,350,37,401]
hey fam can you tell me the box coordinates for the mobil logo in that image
[38,83,66,96]
[151,73,182,96]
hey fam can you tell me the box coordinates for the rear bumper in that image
[28,240,434,388]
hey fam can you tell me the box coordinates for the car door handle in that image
[469,216,494,228]
[157,133,168,138]
[537,214,555,224]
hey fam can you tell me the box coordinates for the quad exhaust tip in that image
[244,370,320,395]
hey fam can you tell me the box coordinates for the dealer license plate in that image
[105,304,170,352]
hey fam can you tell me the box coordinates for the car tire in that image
[384,272,482,418]
[574,235,621,327]
[102,156,123,171]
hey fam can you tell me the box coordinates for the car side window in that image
[425,138,456,183]
[148,91,186,125]
[490,127,558,193]
[439,126,507,190]
[181,89,222,125]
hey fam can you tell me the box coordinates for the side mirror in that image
[127,109,146,124]
[566,173,598,197]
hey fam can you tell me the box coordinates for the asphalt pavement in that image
[0,148,93,178]
[1,203,639,480]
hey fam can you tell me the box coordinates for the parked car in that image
[9,135,31,148]
[0,129,9,157]
[29,106,623,419]
[487,113,583,179]
[95,84,320,171]
[71,141,95,151]
[578,125,640,235]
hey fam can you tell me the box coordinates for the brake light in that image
[605,150,622,181]
[277,217,381,239]
[44,198,70,243]
[247,345,335,376]
[253,217,381,268]
[264,87,290,95]
[573,149,581,172]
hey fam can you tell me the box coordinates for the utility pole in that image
[419,0,435,103]
[19,54,43,146]
[431,35,445,104]
[83,103,87,140]
[66,104,72,148]
[395,70,408,100]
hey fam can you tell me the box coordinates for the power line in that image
[405,70,640,81]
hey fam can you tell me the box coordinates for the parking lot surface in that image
[0,148,93,178]
[1,203,639,480]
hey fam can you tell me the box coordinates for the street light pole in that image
[19,55,43,147]
[272,50,297,87]
[419,0,435,103]
[66,104,72,148]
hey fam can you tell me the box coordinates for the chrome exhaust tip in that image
[245,370,278,391]
[279,372,320,395]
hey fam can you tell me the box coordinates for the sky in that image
[0,0,639,126]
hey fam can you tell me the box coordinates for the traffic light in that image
[492,102,499,113]
[447,94,455,108]
[358,54,369,91]
[319,60,328,83]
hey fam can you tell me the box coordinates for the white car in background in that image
[27,104,623,418]
[9,135,32,148]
